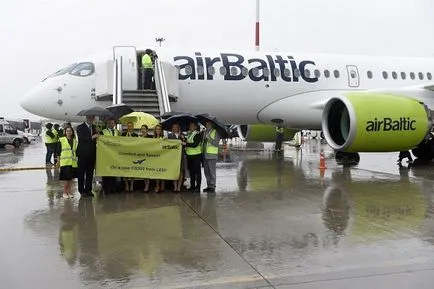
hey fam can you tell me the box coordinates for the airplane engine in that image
[232,124,297,142]
[322,93,431,152]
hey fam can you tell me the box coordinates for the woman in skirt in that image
[59,127,78,199]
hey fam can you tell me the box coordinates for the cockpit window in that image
[43,63,77,81]
[69,62,95,77]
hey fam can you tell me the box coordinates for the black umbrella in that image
[161,113,198,131]
[159,111,188,120]
[106,103,134,119]
[196,113,229,138]
[77,106,115,118]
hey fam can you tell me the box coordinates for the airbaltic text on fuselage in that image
[366,117,416,132]
[173,52,319,83]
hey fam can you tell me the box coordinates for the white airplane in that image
[20,47,434,159]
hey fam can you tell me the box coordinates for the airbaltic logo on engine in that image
[365,117,416,132]
[173,52,319,83]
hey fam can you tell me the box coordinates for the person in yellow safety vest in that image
[202,121,221,193]
[275,126,284,152]
[100,118,120,194]
[58,127,78,199]
[185,122,203,193]
[45,122,57,165]
[101,118,120,137]
[141,49,154,90]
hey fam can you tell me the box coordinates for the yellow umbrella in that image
[119,112,160,129]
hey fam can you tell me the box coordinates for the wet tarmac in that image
[1,140,434,288]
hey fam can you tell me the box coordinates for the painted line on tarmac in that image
[0,166,52,172]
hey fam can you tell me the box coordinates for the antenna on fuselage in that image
[255,0,260,51]
[155,37,165,47]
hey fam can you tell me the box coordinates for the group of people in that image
[45,114,222,199]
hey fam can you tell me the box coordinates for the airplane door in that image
[113,46,138,90]
[346,65,359,88]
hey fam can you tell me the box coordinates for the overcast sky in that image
[1,0,434,120]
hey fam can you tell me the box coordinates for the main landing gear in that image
[411,136,434,164]
[334,151,360,166]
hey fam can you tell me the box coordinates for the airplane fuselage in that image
[21,48,434,131]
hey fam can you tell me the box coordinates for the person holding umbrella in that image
[201,120,221,193]
[185,121,203,193]
[76,115,98,197]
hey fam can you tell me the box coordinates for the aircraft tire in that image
[335,151,360,166]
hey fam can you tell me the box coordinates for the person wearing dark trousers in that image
[100,118,120,195]
[44,123,57,165]
[141,49,154,90]
[53,124,61,165]
[275,126,284,152]
[185,122,203,193]
[167,123,186,193]
[76,115,98,197]
[202,121,221,193]
[122,122,138,192]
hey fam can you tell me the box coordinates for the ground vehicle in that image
[17,130,38,144]
[0,119,24,148]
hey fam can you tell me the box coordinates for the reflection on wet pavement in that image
[1,141,434,288]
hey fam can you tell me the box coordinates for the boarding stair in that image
[121,90,160,117]
[95,46,179,118]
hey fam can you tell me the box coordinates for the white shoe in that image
[63,194,69,199]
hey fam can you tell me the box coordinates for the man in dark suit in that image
[76,115,98,197]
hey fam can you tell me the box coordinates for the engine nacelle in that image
[234,124,297,142]
[322,93,431,152]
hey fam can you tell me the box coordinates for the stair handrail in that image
[154,59,171,116]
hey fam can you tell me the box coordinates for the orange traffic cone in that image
[319,151,327,170]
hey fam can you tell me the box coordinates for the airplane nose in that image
[20,84,47,116]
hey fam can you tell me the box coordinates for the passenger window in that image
[263,68,270,77]
[230,66,238,76]
[242,67,249,76]
[274,68,281,77]
[382,71,388,79]
[69,62,94,77]
[333,70,340,78]
[294,69,301,78]
[197,66,204,75]
[283,68,291,77]
[304,69,311,77]
[314,69,321,78]
[219,66,227,76]
[428,72,432,80]
[367,71,373,79]
[252,67,260,77]
[208,66,215,75]
[419,72,424,80]
[185,65,193,75]
[392,71,398,79]
[410,72,415,80]
[324,69,330,78]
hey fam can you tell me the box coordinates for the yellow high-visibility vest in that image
[44,129,56,144]
[185,131,202,156]
[205,129,218,155]
[53,129,59,142]
[59,137,78,168]
[276,127,284,134]
[102,128,120,136]
[142,54,153,70]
